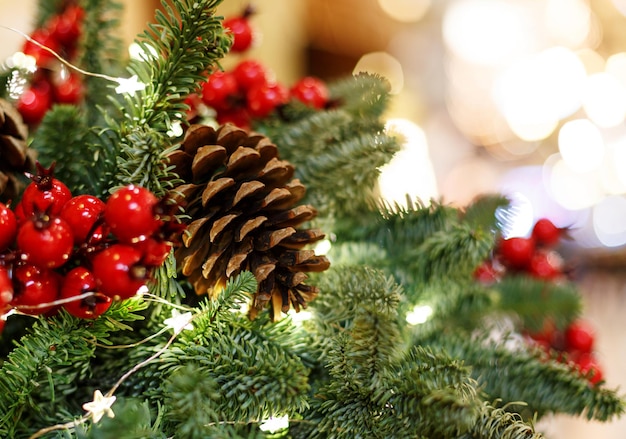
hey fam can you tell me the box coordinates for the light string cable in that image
[0,25,145,93]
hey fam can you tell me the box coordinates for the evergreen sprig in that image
[0,299,147,438]
[436,334,625,422]
[93,0,231,194]
[495,275,582,332]
[256,73,401,220]
[458,403,543,439]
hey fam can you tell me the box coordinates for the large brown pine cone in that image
[0,99,35,202]
[168,123,330,319]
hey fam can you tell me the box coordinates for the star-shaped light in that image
[114,75,146,95]
[164,309,194,333]
[82,390,116,423]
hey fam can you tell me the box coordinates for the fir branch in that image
[256,74,400,220]
[88,0,231,192]
[77,397,166,439]
[78,0,124,126]
[408,279,498,339]
[0,300,147,438]
[409,222,495,285]
[436,335,625,422]
[29,104,91,192]
[461,193,511,235]
[458,403,543,439]
[387,346,482,437]
[495,275,582,333]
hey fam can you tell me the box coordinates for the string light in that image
[1,25,146,96]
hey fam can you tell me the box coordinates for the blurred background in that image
[2,0,626,437]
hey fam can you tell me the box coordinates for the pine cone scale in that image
[171,124,330,319]
[0,98,34,202]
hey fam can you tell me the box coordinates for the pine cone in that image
[0,98,35,202]
[169,123,330,318]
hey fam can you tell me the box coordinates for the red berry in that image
[104,185,160,243]
[0,266,14,308]
[92,244,148,300]
[136,237,172,267]
[216,107,251,130]
[17,215,74,269]
[246,83,289,118]
[564,320,595,353]
[22,28,61,67]
[53,73,84,104]
[575,353,603,385]
[17,87,52,125]
[61,267,111,319]
[60,194,106,245]
[497,237,535,270]
[201,70,238,110]
[21,162,72,217]
[49,5,84,47]
[233,60,270,92]
[532,218,562,247]
[290,76,329,109]
[473,260,500,285]
[224,16,254,52]
[12,264,60,315]
[0,202,17,252]
[528,249,563,280]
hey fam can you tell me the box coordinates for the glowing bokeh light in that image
[611,0,626,17]
[493,47,586,141]
[495,191,535,238]
[592,196,626,247]
[547,157,604,210]
[259,415,289,433]
[610,136,626,189]
[378,0,431,23]
[378,119,438,208]
[582,73,626,127]
[558,119,605,173]
[406,305,433,325]
[605,52,626,89]
[353,52,404,94]
[544,0,591,48]
[443,0,537,66]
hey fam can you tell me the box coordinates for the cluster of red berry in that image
[0,164,180,331]
[474,218,604,384]
[186,7,330,129]
[474,218,568,283]
[17,4,85,125]
[526,319,603,385]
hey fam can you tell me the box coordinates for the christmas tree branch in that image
[0,299,147,438]
[437,334,625,421]
[458,403,543,439]
[495,275,582,332]
[92,0,231,194]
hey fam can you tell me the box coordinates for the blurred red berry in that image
[224,16,254,52]
[201,70,238,110]
[290,76,329,109]
[497,237,535,270]
[565,320,595,353]
[246,82,288,118]
[233,59,270,92]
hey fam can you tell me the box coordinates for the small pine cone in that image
[169,123,330,318]
[0,98,35,202]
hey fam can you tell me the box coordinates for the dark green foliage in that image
[0,299,147,438]
[435,334,625,421]
[496,275,582,332]
[0,0,624,437]
[297,266,483,438]
[256,73,401,220]
[29,105,91,191]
